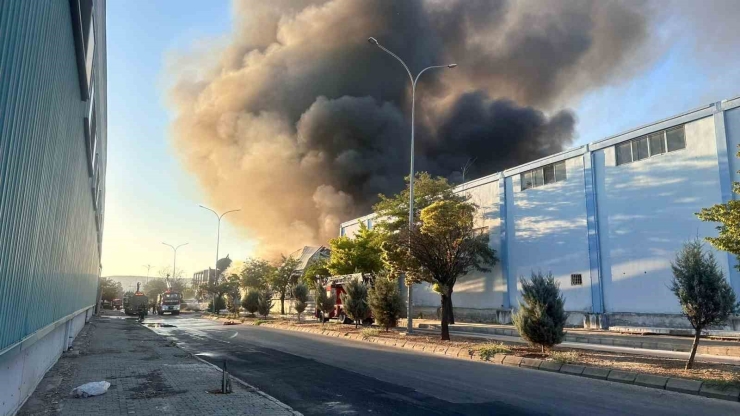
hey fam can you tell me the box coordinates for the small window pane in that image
[633,137,649,161]
[533,168,544,187]
[543,165,555,184]
[666,126,686,152]
[554,161,566,182]
[648,132,665,156]
[521,172,532,190]
[616,142,632,165]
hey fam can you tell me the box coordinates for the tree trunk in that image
[280,293,285,315]
[686,327,702,370]
[440,293,452,341]
[447,289,455,325]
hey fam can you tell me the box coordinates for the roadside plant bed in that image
[200,313,740,388]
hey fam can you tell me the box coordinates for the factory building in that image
[340,97,740,330]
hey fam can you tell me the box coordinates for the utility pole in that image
[199,205,240,313]
[143,264,153,285]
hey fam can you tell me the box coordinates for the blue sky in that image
[101,0,738,278]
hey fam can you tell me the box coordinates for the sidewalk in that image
[18,313,295,416]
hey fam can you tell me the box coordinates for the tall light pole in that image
[143,264,153,285]
[368,36,456,333]
[162,242,188,285]
[199,205,241,313]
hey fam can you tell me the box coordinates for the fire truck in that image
[156,291,182,315]
[315,273,374,325]
[124,283,149,315]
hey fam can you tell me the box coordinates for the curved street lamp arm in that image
[198,205,219,219]
[219,209,241,220]
[414,64,454,87]
[175,243,189,251]
[374,43,414,85]
[162,242,175,250]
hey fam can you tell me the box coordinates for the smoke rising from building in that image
[167,0,651,256]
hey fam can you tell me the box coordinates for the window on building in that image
[615,124,686,166]
[571,274,582,286]
[521,161,566,191]
[70,0,95,100]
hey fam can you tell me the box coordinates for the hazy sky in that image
[101,0,739,278]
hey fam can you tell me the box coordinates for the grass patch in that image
[254,320,266,326]
[361,328,381,339]
[478,343,511,361]
[550,351,579,364]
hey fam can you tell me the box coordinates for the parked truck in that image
[156,291,182,315]
[124,283,149,315]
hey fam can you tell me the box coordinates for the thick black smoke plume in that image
[168,0,649,255]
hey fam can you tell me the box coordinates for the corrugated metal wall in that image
[0,0,106,352]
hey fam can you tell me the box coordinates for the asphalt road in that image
[139,313,740,416]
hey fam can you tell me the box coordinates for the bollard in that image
[221,360,232,394]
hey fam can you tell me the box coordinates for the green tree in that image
[201,281,231,315]
[241,258,274,291]
[269,256,301,315]
[223,272,242,318]
[100,278,123,302]
[257,290,273,318]
[293,283,309,322]
[327,223,385,276]
[671,240,739,369]
[382,195,497,340]
[698,149,740,261]
[143,278,168,299]
[301,258,330,287]
[339,278,369,328]
[315,283,335,325]
[513,272,567,353]
[241,291,260,317]
[216,255,233,282]
[368,276,404,331]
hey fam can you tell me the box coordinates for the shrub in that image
[241,291,260,317]
[361,328,380,339]
[368,276,404,331]
[550,351,579,364]
[207,296,226,313]
[340,279,370,328]
[315,283,335,325]
[477,343,511,361]
[257,290,273,318]
[513,271,567,353]
[671,240,739,369]
[293,283,309,322]
[254,319,266,326]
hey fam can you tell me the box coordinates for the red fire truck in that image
[315,273,374,325]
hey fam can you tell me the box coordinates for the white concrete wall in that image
[595,116,730,314]
[0,307,92,416]
[507,157,592,312]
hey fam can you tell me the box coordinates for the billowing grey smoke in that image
[167,0,649,256]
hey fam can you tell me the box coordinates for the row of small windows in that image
[521,161,566,191]
[616,125,686,166]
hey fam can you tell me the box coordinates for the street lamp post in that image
[199,205,241,313]
[162,242,188,284]
[368,36,456,333]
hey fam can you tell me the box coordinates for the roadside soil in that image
[202,312,740,387]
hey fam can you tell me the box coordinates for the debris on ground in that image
[70,381,110,398]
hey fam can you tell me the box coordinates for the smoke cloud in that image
[167,0,650,256]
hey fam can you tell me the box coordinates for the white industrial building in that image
[340,97,740,329]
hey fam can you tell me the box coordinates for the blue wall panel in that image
[0,0,106,352]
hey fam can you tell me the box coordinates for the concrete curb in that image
[208,317,739,403]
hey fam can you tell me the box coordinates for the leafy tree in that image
[698,149,740,262]
[181,288,196,300]
[201,281,231,314]
[368,276,404,331]
[100,278,123,302]
[257,290,273,318]
[216,255,233,282]
[315,283,335,324]
[242,291,260,317]
[208,296,227,312]
[293,283,309,322]
[327,223,385,276]
[143,278,169,299]
[513,272,567,353]
[223,273,242,317]
[339,279,370,328]
[241,258,274,291]
[268,256,301,315]
[382,195,497,340]
[301,258,331,287]
[670,240,739,369]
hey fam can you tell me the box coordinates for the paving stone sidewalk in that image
[18,314,296,416]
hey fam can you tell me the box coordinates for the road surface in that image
[137,313,740,415]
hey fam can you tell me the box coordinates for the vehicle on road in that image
[315,273,374,325]
[124,283,148,316]
[156,291,182,315]
[112,298,122,310]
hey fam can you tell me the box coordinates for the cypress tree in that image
[241,291,259,317]
[368,277,404,331]
[513,271,567,353]
[340,278,370,328]
[293,283,309,322]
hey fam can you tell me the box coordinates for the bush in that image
[254,319,266,326]
[293,283,309,322]
[207,296,226,313]
[512,271,566,353]
[477,343,511,361]
[340,279,369,328]
[241,291,260,317]
[671,240,739,369]
[368,277,404,331]
[361,328,380,339]
[550,351,579,364]
[257,291,273,318]
[315,283,335,325]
